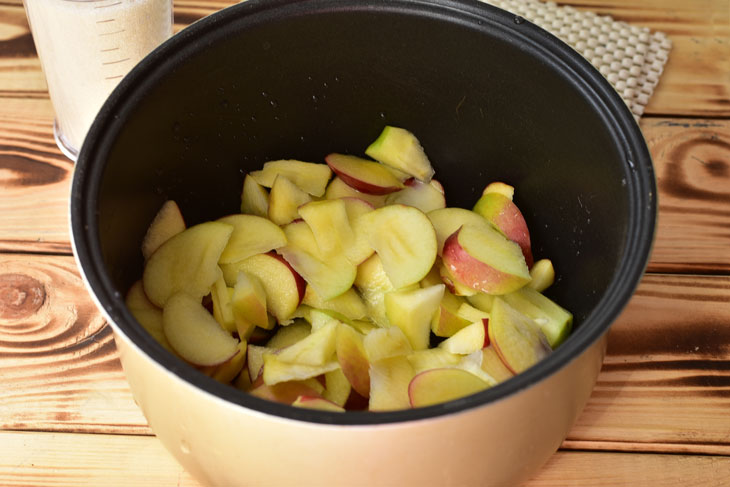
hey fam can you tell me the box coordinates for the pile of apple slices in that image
[126,126,573,412]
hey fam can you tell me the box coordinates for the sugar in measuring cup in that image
[22,0,173,160]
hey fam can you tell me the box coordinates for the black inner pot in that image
[71,0,656,424]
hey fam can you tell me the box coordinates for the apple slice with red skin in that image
[141,200,186,261]
[216,214,286,264]
[473,189,533,267]
[427,207,494,256]
[385,179,446,213]
[442,225,531,295]
[335,324,370,397]
[162,292,240,367]
[324,176,387,208]
[325,153,404,195]
[481,345,514,383]
[358,204,437,289]
[200,340,248,384]
[240,173,270,217]
[222,252,305,322]
[439,263,477,297]
[249,380,324,405]
[143,221,233,308]
[408,367,490,408]
[125,280,175,354]
[365,126,435,182]
[249,159,332,197]
[488,298,551,374]
[292,395,345,412]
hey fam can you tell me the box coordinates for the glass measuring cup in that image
[22,0,173,160]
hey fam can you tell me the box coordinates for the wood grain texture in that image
[0,255,149,434]
[641,118,730,274]
[560,0,730,117]
[1,430,729,487]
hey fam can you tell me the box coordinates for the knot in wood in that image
[0,273,46,320]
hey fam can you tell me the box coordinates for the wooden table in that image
[1,0,729,485]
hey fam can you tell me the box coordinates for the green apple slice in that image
[162,292,239,367]
[216,214,286,264]
[442,225,531,295]
[143,221,233,307]
[141,200,186,261]
[384,284,445,350]
[359,204,437,289]
[408,368,490,408]
[488,298,551,374]
[501,286,573,348]
[249,159,332,197]
[240,173,270,217]
[365,126,435,182]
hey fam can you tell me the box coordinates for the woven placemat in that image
[485,0,672,119]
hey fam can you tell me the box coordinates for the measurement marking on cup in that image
[94,1,122,9]
[102,58,130,66]
[99,29,125,37]
[100,47,120,52]
[96,18,116,24]
[105,75,124,80]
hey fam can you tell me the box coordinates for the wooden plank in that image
[2,254,730,453]
[0,430,728,487]
[0,255,150,434]
[640,118,730,274]
[567,273,730,451]
[559,0,730,117]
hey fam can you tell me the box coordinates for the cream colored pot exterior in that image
[114,327,606,487]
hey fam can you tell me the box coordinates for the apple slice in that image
[324,176,387,208]
[438,263,477,297]
[282,219,322,257]
[262,354,339,385]
[200,340,248,384]
[473,190,533,267]
[407,348,462,374]
[247,344,273,381]
[125,280,175,353]
[240,174,270,217]
[466,292,496,313]
[408,368,490,408]
[249,380,324,404]
[481,345,514,383]
[341,197,375,221]
[431,289,471,338]
[368,355,415,411]
[501,286,573,348]
[528,258,555,292]
[365,126,435,182]
[482,181,514,200]
[292,395,345,412]
[210,275,236,333]
[442,225,531,295]
[297,199,361,263]
[231,270,270,330]
[141,200,186,260]
[276,320,338,366]
[325,153,404,195]
[358,204,437,289]
[143,221,233,307]
[323,368,352,407]
[268,175,313,225]
[488,298,552,374]
[438,319,488,355]
[456,302,490,323]
[385,179,446,213]
[222,252,305,321]
[335,324,370,397]
[216,214,287,264]
[427,207,494,255]
[302,285,367,321]
[249,159,332,197]
[162,293,239,367]
[363,326,413,362]
[277,243,356,301]
[266,319,311,349]
[354,254,395,327]
[384,284,445,350]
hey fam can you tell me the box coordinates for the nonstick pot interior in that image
[71,0,655,424]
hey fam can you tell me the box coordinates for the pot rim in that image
[70,0,656,426]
